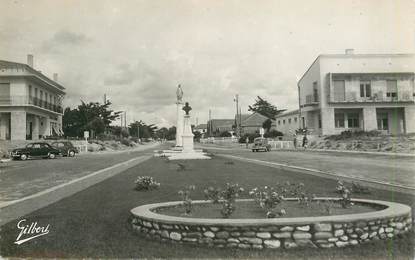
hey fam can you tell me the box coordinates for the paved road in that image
[198,144,415,189]
[0,143,162,202]
[0,155,413,258]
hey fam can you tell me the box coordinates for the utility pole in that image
[234,94,239,137]
[208,109,212,137]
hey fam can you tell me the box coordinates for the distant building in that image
[298,51,415,135]
[207,119,234,136]
[238,112,276,135]
[193,123,207,138]
[0,55,65,140]
[275,109,299,136]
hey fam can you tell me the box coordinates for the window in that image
[333,80,345,101]
[283,119,285,124]
[28,85,32,97]
[335,113,345,128]
[288,118,292,124]
[359,81,371,97]
[377,113,388,130]
[294,117,298,123]
[313,82,319,102]
[386,80,397,97]
[278,120,280,125]
[347,113,360,128]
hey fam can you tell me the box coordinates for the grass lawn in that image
[0,155,413,259]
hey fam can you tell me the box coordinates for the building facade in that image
[275,109,299,136]
[0,55,65,140]
[298,52,415,135]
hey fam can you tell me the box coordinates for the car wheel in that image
[20,154,27,160]
[68,150,75,157]
[48,153,56,159]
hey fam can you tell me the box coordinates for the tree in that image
[63,101,121,137]
[128,120,157,139]
[262,118,273,133]
[248,96,285,119]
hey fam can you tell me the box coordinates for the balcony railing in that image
[0,95,63,113]
[329,91,414,103]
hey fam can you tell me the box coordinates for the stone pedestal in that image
[182,114,194,152]
[175,101,184,147]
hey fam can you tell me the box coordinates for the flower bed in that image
[155,200,377,219]
[130,198,412,249]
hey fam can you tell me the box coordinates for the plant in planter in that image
[134,176,160,191]
[289,182,315,207]
[178,185,196,215]
[220,183,244,218]
[204,186,221,203]
[204,183,244,218]
[249,185,286,218]
[335,180,354,208]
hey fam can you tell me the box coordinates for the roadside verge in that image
[0,155,151,226]
[218,154,415,195]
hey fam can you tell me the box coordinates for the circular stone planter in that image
[130,198,412,250]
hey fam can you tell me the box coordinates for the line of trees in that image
[62,100,177,140]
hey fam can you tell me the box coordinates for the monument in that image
[175,85,184,148]
[154,85,210,160]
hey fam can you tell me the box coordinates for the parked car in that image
[51,141,79,157]
[11,142,61,160]
[252,137,271,152]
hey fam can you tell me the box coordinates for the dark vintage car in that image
[11,142,61,160]
[252,137,271,152]
[51,141,79,157]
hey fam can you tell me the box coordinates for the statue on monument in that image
[176,84,183,103]
[183,102,192,115]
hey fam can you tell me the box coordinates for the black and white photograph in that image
[0,0,414,259]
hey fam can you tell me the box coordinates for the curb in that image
[199,145,415,157]
[218,154,415,194]
[0,155,152,226]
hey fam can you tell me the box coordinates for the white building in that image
[275,109,299,136]
[298,51,415,135]
[0,55,65,140]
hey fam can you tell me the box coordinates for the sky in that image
[0,0,414,127]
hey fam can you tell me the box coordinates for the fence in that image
[200,137,239,144]
[269,140,295,149]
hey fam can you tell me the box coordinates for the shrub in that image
[335,180,353,208]
[204,183,244,218]
[264,130,283,138]
[134,176,160,191]
[238,133,260,143]
[220,183,244,218]
[120,138,133,147]
[249,186,286,218]
[219,131,232,137]
[178,185,196,215]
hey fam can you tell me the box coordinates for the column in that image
[404,106,415,134]
[32,115,39,140]
[320,108,335,135]
[362,107,377,132]
[0,113,7,140]
[10,111,27,140]
[175,101,184,147]
[39,116,51,137]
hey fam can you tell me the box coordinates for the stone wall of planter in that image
[130,198,412,249]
